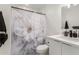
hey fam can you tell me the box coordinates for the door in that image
[62,43,79,55]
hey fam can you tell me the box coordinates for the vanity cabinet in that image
[50,40,62,55]
[46,38,62,55]
[46,35,79,55]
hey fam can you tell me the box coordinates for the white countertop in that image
[47,35,79,47]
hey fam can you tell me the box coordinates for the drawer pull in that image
[47,42,49,43]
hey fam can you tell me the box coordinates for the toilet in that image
[36,44,49,55]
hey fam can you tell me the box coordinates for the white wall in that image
[44,5,62,35]
[0,4,11,55]
[29,4,46,13]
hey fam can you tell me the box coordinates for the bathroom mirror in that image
[61,4,79,29]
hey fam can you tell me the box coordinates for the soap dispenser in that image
[69,30,72,37]
[64,20,69,36]
[72,30,77,38]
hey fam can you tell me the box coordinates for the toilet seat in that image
[36,44,49,54]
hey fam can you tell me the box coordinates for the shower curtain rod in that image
[11,6,46,15]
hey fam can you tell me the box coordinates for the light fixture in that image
[67,4,70,8]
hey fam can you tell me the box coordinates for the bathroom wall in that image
[62,5,79,29]
[43,5,62,35]
[0,4,11,55]
[29,4,46,13]
[29,4,62,36]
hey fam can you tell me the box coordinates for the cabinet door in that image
[48,39,62,55]
[62,43,79,55]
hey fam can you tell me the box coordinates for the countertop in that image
[47,35,79,47]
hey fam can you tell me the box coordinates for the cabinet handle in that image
[63,43,72,46]
[47,42,49,43]
[45,41,50,44]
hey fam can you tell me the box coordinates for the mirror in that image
[62,4,79,29]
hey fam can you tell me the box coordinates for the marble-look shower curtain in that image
[11,8,46,55]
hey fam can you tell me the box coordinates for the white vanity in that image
[46,35,79,55]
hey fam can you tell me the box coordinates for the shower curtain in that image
[11,8,46,55]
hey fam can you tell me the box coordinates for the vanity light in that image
[62,4,70,8]
[67,4,71,8]
[67,4,78,8]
